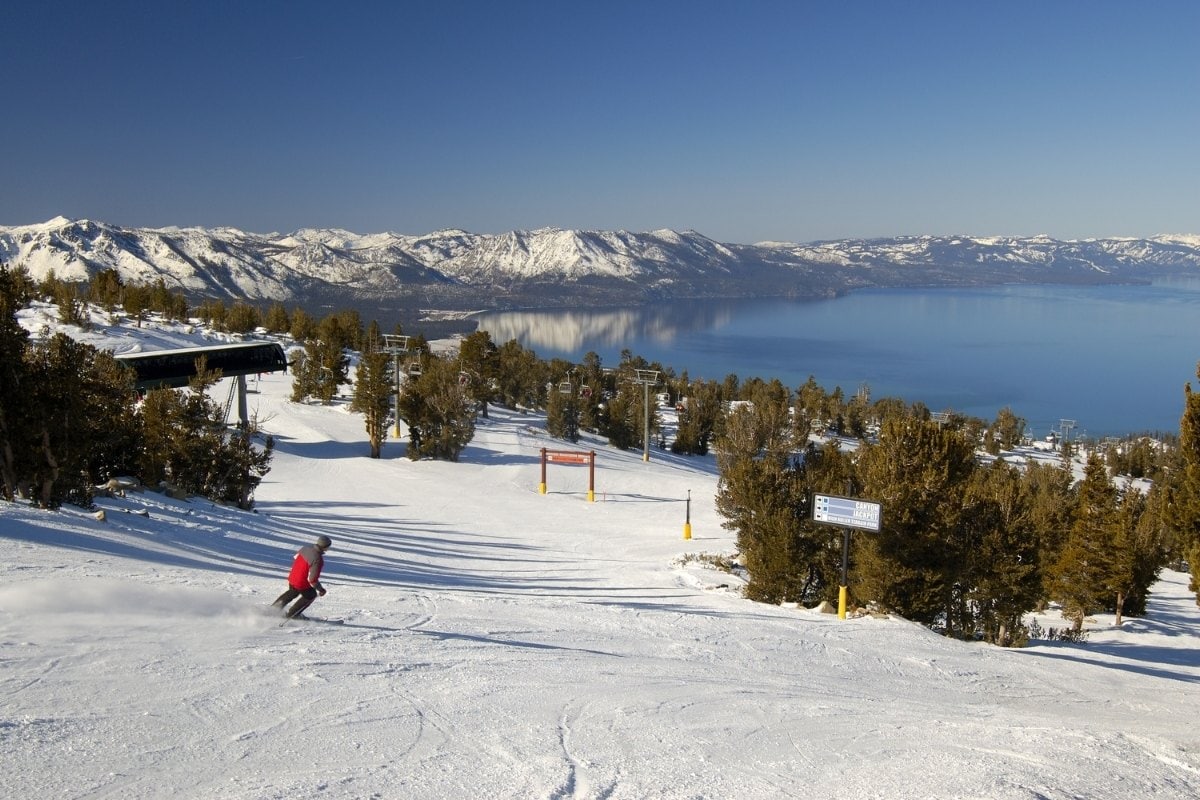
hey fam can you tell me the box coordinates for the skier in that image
[272,535,332,619]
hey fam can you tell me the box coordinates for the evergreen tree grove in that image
[0,264,33,501]
[140,358,273,509]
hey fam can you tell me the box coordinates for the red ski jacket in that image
[287,544,325,591]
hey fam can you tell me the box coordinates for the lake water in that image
[473,278,1200,438]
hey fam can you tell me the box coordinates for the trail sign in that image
[545,451,592,465]
[812,492,883,620]
[539,448,597,502]
[812,493,882,533]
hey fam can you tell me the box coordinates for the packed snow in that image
[3,308,1200,799]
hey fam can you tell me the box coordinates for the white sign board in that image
[812,493,882,532]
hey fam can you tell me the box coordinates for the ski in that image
[279,614,344,627]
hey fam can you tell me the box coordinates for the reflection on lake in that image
[473,302,738,353]
[474,278,1200,437]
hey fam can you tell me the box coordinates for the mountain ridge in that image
[3,217,1198,315]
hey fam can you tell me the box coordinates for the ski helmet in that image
[316,535,332,550]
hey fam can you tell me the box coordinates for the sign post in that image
[683,489,692,540]
[812,493,882,619]
[540,448,597,502]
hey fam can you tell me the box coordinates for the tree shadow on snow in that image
[1021,644,1200,684]
[409,627,621,658]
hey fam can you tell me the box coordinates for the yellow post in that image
[683,490,692,539]
[587,489,594,502]
[539,482,547,495]
[838,585,848,620]
[683,521,692,540]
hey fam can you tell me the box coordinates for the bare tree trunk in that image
[1114,591,1125,627]
[0,434,17,502]
[38,428,59,508]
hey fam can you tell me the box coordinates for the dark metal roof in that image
[114,341,289,390]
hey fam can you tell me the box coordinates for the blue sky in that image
[3,1,1197,243]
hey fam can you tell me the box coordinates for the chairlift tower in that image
[633,369,660,462]
[382,334,411,437]
[1058,419,1077,446]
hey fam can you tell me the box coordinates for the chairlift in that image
[558,380,573,395]
[407,362,422,378]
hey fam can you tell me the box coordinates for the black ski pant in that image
[272,585,318,618]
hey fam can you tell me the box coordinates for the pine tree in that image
[1023,459,1075,604]
[602,387,638,451]
[458,330,498,419]
[207,421,274,510]
[1046,453,1119,630]
[23,334,89,507]
[1171,371,1200,602]
[352,344,393,458]
[20,334,138,507]
[149,278,181,320]
[1102,489,1156,626]
[289,350,314,403]
[139,360,227,495]
[260,302,289,333]
[196,298,228,329]
[331,308,365,353]
[122,283,150,328]
[87,268,124,311]
[793,375,827,437]
[54,281,88,327]
[396,354,476,461]
[225,301,261,334]
[77,350,141,487]
[575,352,606,432]
[289,307,316,341]
[545,381,581,442]
[494,339,541,409]
[715,388,852,604]
[291,321,349,406]
[961,460,1043,645]
[1121,484,1169,616]
[672,379,721,455]
[854,412,978,629]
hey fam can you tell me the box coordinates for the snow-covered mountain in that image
[3,217,1198,311]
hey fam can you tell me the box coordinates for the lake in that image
[473,278,1200,438]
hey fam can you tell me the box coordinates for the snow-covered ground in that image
[3,308,1200,798]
